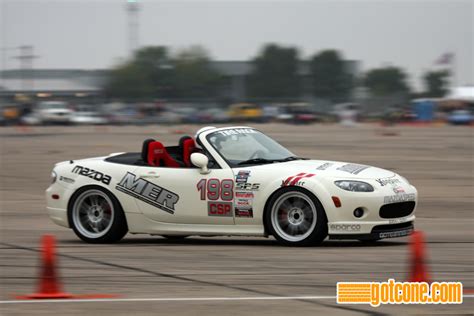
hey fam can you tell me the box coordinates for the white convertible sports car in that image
[46,126,417,246]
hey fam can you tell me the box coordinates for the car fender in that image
[53,159,143,216]
[245,175,333,225]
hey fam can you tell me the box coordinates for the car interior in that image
[105,135,200,167]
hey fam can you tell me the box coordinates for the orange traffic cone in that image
[407,231,430,283]
[15,234,119,300]
[16,235,73,299]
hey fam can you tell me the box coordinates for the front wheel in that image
[265,187,328,246]
[68,186,128,243]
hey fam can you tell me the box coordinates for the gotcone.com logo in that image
[337,279,463,307]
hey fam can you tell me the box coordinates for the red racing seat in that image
[179,136,197,167]
[147,141,182,168]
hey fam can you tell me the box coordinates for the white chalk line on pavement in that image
[1,294,473,304]
[1,295,336,304]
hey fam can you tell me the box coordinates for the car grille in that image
[379,201,415,219]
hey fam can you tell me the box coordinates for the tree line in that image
[104,44,450,101]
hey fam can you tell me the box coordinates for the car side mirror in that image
[191,153,210,174]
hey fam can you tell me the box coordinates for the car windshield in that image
[206,128,296,166]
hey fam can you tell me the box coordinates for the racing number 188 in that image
[197,179,233,201]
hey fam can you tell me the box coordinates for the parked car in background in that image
[0,105,6,126]
[262,105,280,122]
[1,104,21,125]
[70,105,107,125]
[228,103,263,122]
[447,110,473,125]
[199,108,230,123]
[277,103,318,124]
[174,107,199,124]
[102,103,140,125]
[30,101,73,125]
[333,103,360,125]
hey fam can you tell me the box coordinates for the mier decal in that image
[116,172,179,214]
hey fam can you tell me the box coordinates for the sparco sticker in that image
[337,164,369,175]
[72,165,111,185]
[116,172,179,214]
[330,224,361,231]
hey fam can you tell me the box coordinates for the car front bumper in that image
[329,220,414,240]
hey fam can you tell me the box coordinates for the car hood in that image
[251,159,395,179]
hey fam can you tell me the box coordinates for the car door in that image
[116,166,235,225]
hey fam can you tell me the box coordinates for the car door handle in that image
[139,172,160,179]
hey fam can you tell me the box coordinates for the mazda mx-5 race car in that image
[46,126,417,246]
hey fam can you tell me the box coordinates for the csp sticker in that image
[208,201,233,217]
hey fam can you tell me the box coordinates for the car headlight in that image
[51,171,57,184]
[334,180,374,192]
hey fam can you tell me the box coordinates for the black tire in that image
[68,185,128,243]
[264,187,328,246]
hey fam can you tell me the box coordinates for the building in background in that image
[0,69,106,104]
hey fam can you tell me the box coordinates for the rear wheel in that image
[265,187,327,246]
[68,186,128,243]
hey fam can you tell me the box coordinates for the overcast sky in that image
[1,0,473,90]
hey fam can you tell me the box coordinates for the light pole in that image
[13,45,39,95]
[126,0,140,57]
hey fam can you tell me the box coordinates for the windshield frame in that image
[204,127,294,168]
